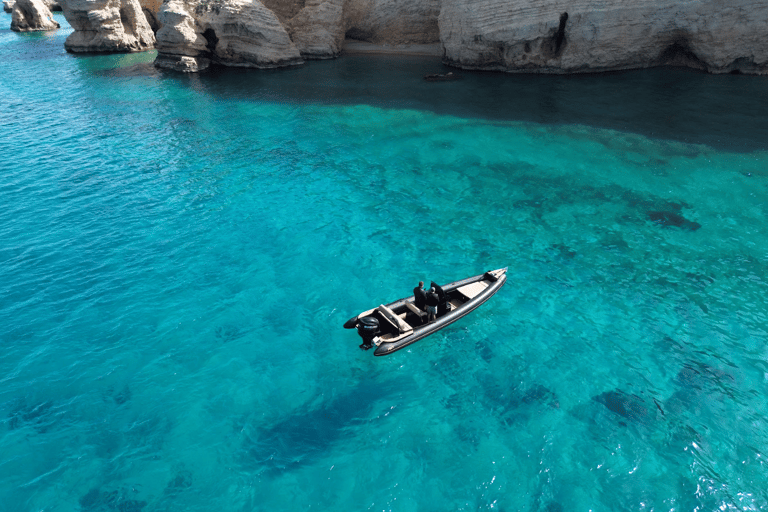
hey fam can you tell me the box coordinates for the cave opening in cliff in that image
[543,12,568,59]
[344,28,374,42]
[119,8,135,37]
[554,12,568,54]
[658,37,706,70]
[203,28,219,54]
[142,8,160,34]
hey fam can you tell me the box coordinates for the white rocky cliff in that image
[5,0,61,13]
[154,0,303,71]
[150,0,768,74]
[10,0,60,30]
[439,0,768,74]
[61,0,156,52]
[154,0,437,70]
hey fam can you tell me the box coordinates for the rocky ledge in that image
[154,0,439,70]
[5,0,60,12]
[11,0,59,30]
[439,0,768,74]
[45,0,768,74]
[154,0,303,71]
[61,0,156,53]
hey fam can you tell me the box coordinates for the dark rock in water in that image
[513,198,544,209]
[592,390,652,425]
[476,338,494,362]
[493,383,560,423]
[549,243,576,259]
[242,380,399,474]
[424,72,462,82]
[684,271,715,289]
[545,502,564,512]
[215,324,246,343]
[521,384,559,408]
[164,470,193,495]
[113,386,131,405]
[676,361,734,392]
[7,399,55,433]
[647,210,701,231]
[79,488,147,512]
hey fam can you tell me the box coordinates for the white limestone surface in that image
[155,0,303,71]
[11,0,59,31]
[62,0,155,52]
[438,0,768,74]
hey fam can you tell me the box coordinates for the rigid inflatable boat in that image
[343,268,507,356]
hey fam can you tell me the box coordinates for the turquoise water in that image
[2,13,768,511]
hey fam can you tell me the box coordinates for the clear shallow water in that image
[2,14,768,512]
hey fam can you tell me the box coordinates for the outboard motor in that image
[357,316,380,350]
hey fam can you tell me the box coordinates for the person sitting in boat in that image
[425,287,439,323]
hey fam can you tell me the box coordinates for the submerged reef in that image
[647,210,702,231]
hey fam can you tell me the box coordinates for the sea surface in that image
[2,14,768,512]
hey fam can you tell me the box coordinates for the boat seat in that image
[377,304,413,334]
[457,281,489,300]
[405,302,427,319]
[448,300,462,311]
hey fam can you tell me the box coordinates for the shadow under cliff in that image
[134,53,768,153]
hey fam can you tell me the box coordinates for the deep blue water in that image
[2,13,768,512]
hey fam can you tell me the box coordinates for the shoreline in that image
[341,41,443,57]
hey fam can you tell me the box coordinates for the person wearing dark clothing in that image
[413,281,427,323]
[425,287,439,323]
[413,281,427,310]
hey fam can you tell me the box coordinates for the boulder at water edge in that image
[11,0,60,30]
[285,0,344,59]
[154,0,303,72]
[62,0,155,52]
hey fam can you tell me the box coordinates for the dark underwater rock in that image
[7,399,55,433]
[592,390,653,425]
[164,470,193,495]
[647,210,701,231]
[549,243,576,259]
[424,72,462,82]
[675,361,734,392]
[242,380,399,474]
[113,386,131,405]
[79,488,147,512]
[520,384,559,408]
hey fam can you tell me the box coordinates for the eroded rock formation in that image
[285,0,344,58]
[140,0,162,31]
[154,0,303,71]
[343,0,439,45]
[61,0,156,52]
[11,0,60,30]
[5,0,60,13]
[439,0,768,74]
[150,0,768,74]
[154,0,437,69]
